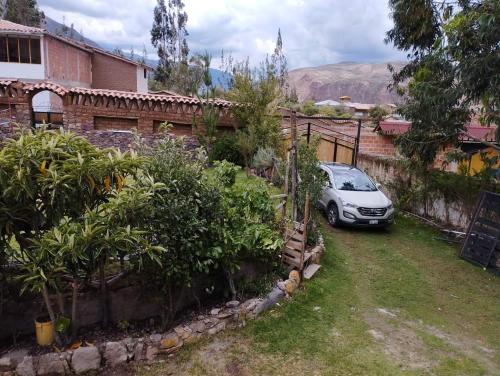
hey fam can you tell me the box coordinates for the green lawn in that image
[136,214,499,376]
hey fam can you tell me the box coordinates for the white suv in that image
[318,163,394,227]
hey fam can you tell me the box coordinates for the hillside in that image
[287,61,405,104]
[43,16,100,48]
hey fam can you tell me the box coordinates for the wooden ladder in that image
[281,193,321,279]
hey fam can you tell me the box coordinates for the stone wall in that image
[357,152,474,228]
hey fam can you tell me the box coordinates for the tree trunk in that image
[56,292,65,316]
[225,269,237,301]
[71,280,78,340]
[99,255,109,328]
[42,284,62,346]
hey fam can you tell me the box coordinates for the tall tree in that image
[270,29,289,96]
[386,0,500,167]
[151,0,189,86]
[4,0,44,27]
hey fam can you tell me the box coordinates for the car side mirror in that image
[376,183,382,189]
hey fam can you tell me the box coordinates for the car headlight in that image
[387,202,394,210]
[341,199,358,208]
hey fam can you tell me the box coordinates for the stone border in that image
[1,234,326,376]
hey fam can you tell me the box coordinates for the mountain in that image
[287,61,406,104]
[43,16,101,48]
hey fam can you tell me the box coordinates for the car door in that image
[318,167,333,209]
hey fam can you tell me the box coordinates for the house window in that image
[143,68,147,79]
[0,36,41,64]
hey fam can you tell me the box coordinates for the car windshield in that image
[331,169,377,191]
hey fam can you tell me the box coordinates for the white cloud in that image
[38,0,406,69]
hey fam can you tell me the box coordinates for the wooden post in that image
[282,152,290,218]
[299,192,310,271]
[291,110,298,221]
[354,118,362,166]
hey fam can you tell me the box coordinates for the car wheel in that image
[327,203,339,227]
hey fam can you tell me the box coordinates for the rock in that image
[0,357,13,372]
[189,320,205,333]
[207,321,226,336]
[104,341,128,367]
[217,311,233,319]
[225,300,240,308]
[0,349,29,371]
[160,333,180,349]
[15,357,35,376]
[121,337,136,352]
[37,353,69,376]
[285,279,298,294]
[149,333,162,344]
[210,308,221,315]
[134,342,145,361]
[71,346,101,374]
[289,270,301,284]
[241,298,261,313]
[173,326,192,340]
[203,317,220,328]
[145,345,158,361]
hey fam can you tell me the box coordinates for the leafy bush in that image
[252,147,276,169]
[211,161,283,299]
[213,160,240,187]
[210,133,244,166]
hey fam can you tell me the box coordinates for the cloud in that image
[38,0,406,69]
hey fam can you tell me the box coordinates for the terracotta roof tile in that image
[0,78,19,87]
[68,87,232,107]
[25,81,68,96]
[0,20,44,34]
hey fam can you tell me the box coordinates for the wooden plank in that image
[283,247,301,260]
[303,263,321,280]
[282,254,301,268]
[292,222,305,233]
[286,239,304,251]
[286,229,304,242]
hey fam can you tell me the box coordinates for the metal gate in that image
[460,191,500,268]
[282,115,362,166]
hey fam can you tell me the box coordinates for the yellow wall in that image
[283,134,354,164]
[460,147,500,175]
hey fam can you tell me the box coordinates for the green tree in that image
[369,105,389,126]
[4,0,44,27]
[224,57,283,168]
[151,0,189,87]
[194,52,220,156]
[386,0,500,167]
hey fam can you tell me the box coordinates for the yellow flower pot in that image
[35,317,54,346]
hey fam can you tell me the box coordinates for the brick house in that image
[0,20,149,112]
[374,119,499,173]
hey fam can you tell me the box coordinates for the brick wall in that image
[91,52,137,92]
[44,36,92,86]
[358,133,397,157]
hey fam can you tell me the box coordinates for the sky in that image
[38,0,407,69]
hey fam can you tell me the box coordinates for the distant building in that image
[314,99,340,107]
[0,20,150,111]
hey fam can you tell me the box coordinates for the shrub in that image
[210,133,244,166]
